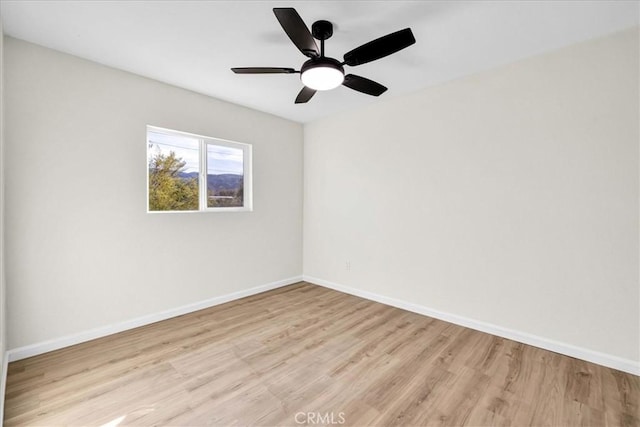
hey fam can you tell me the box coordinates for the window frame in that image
[147,125,253,213]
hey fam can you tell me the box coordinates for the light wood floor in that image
[4,282,639,426]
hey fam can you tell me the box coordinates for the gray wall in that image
[304,28,639,365]
[4,38,303,349]
[0,18,7,420]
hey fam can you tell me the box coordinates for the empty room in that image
[0,1,638,426]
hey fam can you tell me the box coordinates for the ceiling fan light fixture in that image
[232,8,416,103]
[300,58,344,91]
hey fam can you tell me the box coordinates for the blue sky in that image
[148,130,243,175]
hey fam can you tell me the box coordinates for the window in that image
[147,126,252,212]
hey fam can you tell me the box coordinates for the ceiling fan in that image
[231,8,416,104]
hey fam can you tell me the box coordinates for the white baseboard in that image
[0,350,7,422]
[7,275,638,376]
[303,275,640,376]
[7,276,302,362]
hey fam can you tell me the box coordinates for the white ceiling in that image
[1,1,638,123]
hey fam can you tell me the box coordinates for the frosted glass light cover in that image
[301,66,344,91]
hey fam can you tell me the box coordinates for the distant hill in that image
[178,172,242,192]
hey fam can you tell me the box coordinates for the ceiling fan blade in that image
[273,8,319,58]
[343,28,415,67]
[295,86,316,104]
[343,74,388,96]
[231,67,297,74]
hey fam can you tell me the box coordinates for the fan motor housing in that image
[300,57,344,76]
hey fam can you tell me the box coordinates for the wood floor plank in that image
[4,282,638,426]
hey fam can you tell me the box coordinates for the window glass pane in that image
[207,144,244,208]
[148,130,200,211]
